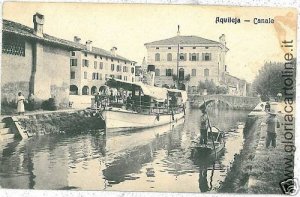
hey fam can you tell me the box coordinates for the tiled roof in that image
[3,19,82,50]
[144,35,222,46]
[225,73,247,87]
[3,19,133,62]
[86,47,132,62]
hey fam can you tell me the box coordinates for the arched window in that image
[167,53,172,61]
[166,68,173,76]
[91,86,97,95]
[131,67,135,74]
[155,53,160,61]
[155,69,160,76]
[204,68,209,77]
[179,53,186,61]
[69,85,78,95]
[82,86,89,95]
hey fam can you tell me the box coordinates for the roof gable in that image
[3,19,83,50]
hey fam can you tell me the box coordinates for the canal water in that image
[0,107,249,192]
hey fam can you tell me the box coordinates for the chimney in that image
[177,25,180,36]
[85,40,93,51]
[219,34,226,46]
[110,47,117,57]
[33,13,45,37]
[74,36,81,43]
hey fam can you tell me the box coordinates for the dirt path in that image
[219,115,292,194]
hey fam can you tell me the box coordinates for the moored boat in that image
[95,78,187,132]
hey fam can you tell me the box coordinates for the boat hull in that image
[191,142,225,159]
[103,109,185,132]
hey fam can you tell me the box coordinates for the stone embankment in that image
[3,110,105,138]
[219,114,290,194]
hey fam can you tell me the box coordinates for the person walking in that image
[266,108,280,148]
[199,105,208,145]
[17,92,25,115]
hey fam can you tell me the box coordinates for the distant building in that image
[69,41,135,96]
[223,73,247,96]
[2,13,82,107]
[144,31,228,92]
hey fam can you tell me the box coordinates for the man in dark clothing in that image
[265,102,271,112]
[95,92,101,108]
[199,106,208,145]
[126,93,132,110]
[266,110,280,148]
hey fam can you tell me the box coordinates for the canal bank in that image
[219,114,290,194]
[2,109,105,139]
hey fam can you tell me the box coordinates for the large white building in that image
[144,32,228,92]
[69,38,135,96]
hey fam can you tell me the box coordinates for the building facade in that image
[223,73,248,96]
[69,41,135,96]
[2,13,136,111]
[144,33,228,91]
[2,13,82,108]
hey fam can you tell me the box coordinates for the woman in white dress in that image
[17,92,25,115]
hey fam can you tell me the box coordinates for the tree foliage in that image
[197,80,228,95]
[252,60,296,101]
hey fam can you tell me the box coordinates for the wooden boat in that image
[191,126,225,158]
[95,78,187,132]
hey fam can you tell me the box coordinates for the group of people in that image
[94,87,134,109]
[16,92,36,115]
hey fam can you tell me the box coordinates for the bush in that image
[41,98,58,111]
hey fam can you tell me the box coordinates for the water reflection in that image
[0,108,249,192]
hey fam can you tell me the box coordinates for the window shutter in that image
[209,53,212,61]
[189,53,191,61]
[196,53,199,61]
[82,59,85,67]
[165,69,168,76]
[184,53,187,61]
[202,53,205,61]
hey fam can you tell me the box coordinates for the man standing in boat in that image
[199,105,208,145]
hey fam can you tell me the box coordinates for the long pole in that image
[203,98,217,159]
[177,43,179,88]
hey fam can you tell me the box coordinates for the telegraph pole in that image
[177,25,180,88]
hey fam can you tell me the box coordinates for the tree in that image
[252,60,296,101]
[197,80,228,95]
[216,86,228,94]
[198,80,216,94]
[172,74,191,90]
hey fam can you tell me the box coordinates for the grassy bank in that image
[17,110,105,136]
[219,115,293,194]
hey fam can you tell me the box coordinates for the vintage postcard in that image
[0,2,298,195]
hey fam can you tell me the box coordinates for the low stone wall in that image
[189,94,261,110]
[16,110,105,137]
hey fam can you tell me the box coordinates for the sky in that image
[3,2,297,82]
